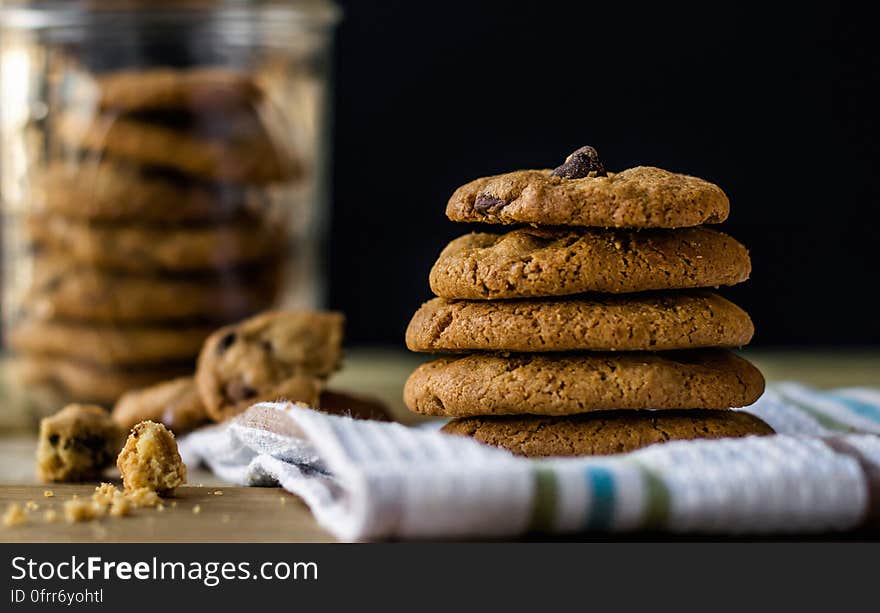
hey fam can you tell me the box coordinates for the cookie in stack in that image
[404,146,770,456]
[10,67,298,409]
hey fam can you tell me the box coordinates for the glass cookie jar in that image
[0,1,340,420]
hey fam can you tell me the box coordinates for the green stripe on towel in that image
[635,463,670,529]
[528,466,558,532]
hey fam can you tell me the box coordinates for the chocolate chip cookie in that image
[25,257,279,323]
[36,160,265,223]
[112,377,209,435]
[36,404,124,482]
[441,409,774,457]
[429,226,750,300]
[9,319,213,366]
[196,310,345,422]
[92,67,263,112]
[15,356,192,405]
[56,109,299,184]
[404,350,765,417]
[406,291,754,353]
[26,214,282,273]
[447,159,729,228]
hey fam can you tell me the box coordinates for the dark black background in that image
[328,1,880,348]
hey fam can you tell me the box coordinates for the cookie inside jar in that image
[1,11,334,419]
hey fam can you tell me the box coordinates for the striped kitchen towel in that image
[179,383,880,541]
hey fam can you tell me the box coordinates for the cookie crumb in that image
[213,490,223,496]
[279,496,287,505]
[3,503,28,527]
[157,503,165,512]
[90,483,132,517]
[43,509,59,523]
[43,490,55,498]
[192,505,201,514]
[109,496,132,518]
[25,500,39,512]
[171,501,178,508]
[125,487,161,508]
[64,498,105,523]
[117,421,186,497]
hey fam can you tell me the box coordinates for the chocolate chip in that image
[225,380,257,402]
[216,332,237,355]
[260,340,274,353]
[474,194,507,213]
[48,434,59,447]
[550,145,607,179]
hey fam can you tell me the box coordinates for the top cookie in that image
[92,67,263,112]
[447,166,729,228]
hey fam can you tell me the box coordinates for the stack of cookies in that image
[404,146,770,457]
[9,67,299,410]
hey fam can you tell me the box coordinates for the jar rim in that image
[0,1,342,31]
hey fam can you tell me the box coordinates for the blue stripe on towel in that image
[826,392,880,424]
[583,466,616,531]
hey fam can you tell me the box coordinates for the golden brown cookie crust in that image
[36,404,124,482]
[113,377,209,435]
[24,257,278,323]
[441,410,774,457]
[406,292,754,353]
[446,166,729,228]
[196,310,345,422]
[26,214,282,273]
[56,110,299,184]
[9,319,213,366]
[429,227,750,300]
[93,67,263,112]
[404,350,765,417]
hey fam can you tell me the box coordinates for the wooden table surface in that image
[1,348,879,542]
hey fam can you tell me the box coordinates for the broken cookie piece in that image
[113,377,209,435]
[117,421,186,496]
[196,310,344,422]
[36,404,124,482]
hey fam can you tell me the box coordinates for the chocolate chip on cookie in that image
[196,310,345,422]
[473,194,508,213]
[550,145,607,179]
[36,404,124,482]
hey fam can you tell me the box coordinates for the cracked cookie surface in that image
[447,166,729,228]
[406,291,753,353]
[404,350,765,416]
[429,226,750,300]
[441,409,774,457]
